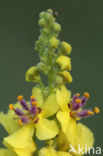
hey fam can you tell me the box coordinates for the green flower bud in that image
[45,13,52,20]
[39,11,47,18]
[55,76,63,84]
[38,18,46,27]
[35,41,40,50]
[47,9,53,14]
[49,37,59,49]
[37,62,45,69]
[43,28,50,35]
[41,56,47,63]
[26,66,40,82]
[52,22,61,33]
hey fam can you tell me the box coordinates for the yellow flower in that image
[39,146,72,156]
[61,41,72,55]
[8,87,59,141]
[59,71,73,83]
[49,37,59,49]
[32,87,59,140]
[0,125,36,156]
[25,66,41,82]
[56,55,71,71]
[56,86,94,155]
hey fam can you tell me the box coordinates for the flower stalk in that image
[0,9,100,156]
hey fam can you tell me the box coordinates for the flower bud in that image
[43,28,50,35]
[47,9,53,14]
[37,62,45,70]
[49,37,59,49]
[59,70,73,83]
[26,66,40,82]
[52,22,61,33]
[61,41,72,55]
[55,76,63,84]
[37,62,47,74]
[39,11,47,18]
[38,18,46,27]
[56,55,71,71]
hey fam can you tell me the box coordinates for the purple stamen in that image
[21,117,29,124]
[80,96,88,108]
[71,94,79,104]
[11,96,42,125]
[30,106,37,115]
[68,103,71,108]
[34,117,39,124]
[72,102,81,110]
[38,107,42,114]
[69,93,94,119]
[15,108,25,116]
[77,109,92,118]
[20,99,29,111]
[30,99,36,109]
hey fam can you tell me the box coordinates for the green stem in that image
[48,51,54,94]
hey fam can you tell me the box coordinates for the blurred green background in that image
[0,0,103,155]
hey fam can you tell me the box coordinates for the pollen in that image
[87,111,94,115]
[31,96,34,100]
[32,101,37,106]
[94,107,100,114]
[75,99,81,104]
[17,95,23,101]
[18,119,22,126]
[76,93,80,97]
[9,104,14,110]
[84,92,90,99]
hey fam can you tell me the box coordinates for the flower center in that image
[68,92,100,119]
[9,95,42,126]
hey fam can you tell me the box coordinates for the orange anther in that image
[76,93,80,97]
[32,101,37,106]
[30,96,34,100]
[94,107,100,114]
[18,119,22,126]
[75,99,81,104]
[9,104,14,110]
[84,92,90,98]
[87,111,94,115]
[17,95,23,101]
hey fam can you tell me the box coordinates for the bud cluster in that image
[26,9,72,95]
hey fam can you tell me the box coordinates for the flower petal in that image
[39,147,57,156]
[39,147,72,156]
[56,86,71,111]
[58,151,72,156]
[36,118,59,140]
[14,141,36,156]
[32,87,43,107]
[75,123,94,154]
[0,149,16,156]
[0,112,19,134]
[57,111,76,146]
[3,124,36,156]
[42,93,59,117]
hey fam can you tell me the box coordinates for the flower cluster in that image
[0,9,100,156]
